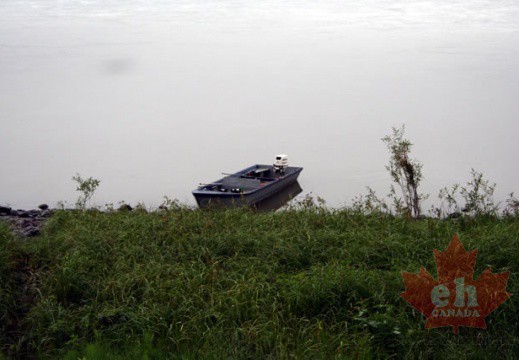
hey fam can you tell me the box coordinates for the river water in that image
[1,0,518,209]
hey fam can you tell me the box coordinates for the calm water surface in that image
[1,1,518,209]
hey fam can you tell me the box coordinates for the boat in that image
[192,154,303,209]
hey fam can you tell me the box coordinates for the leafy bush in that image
[72,173,101,210]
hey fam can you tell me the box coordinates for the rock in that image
[448,212,462,219]
[23,227,40,237]
[118,204,133,211]
[41,209,53,218]
[1,204,53,238]
[18,211,30,218]
[38,204,49,210]
[21,219,33,228]
[0,206,11,215]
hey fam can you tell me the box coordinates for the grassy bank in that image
[0,208,517,359]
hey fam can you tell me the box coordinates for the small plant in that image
[56,200,67,210]
[134,202,148,213]
[430,170,499,218]
[382,126,427,218]
[503,192,519,216]
[72,173,101,210]
[460,169,497,216]
[430,184,461,218]
[351,187,389,214]
[117,200,133,211]
[160,196,182,211]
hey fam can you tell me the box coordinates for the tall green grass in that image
[0,223,38,359]
[1,209,518,358]
[0,223,17,359]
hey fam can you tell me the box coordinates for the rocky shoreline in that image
[0,204,53,238]
[0,203,142,238]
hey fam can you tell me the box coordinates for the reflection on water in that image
[254,181,303,212]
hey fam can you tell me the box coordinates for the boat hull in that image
[193,166,303,209]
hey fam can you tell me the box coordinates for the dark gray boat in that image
[192,155,303,209]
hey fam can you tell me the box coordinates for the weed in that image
[382,126,427,218]
[460,169,498,216]
[72,173,101,210]
[432,170,500,218]
[503,192,519,217]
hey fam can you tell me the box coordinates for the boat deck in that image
[197,165,301,194]
[221,176,261,191]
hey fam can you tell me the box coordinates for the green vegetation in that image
[1,208,517,359]
[0,224,15,355]
[1,127,516,358]
[434,169,499,217]
[72,174,101,210]
[382,126,426,218]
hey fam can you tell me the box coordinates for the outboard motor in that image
[273,154,288,174]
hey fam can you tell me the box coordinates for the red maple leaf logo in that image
[401,234,512,334]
